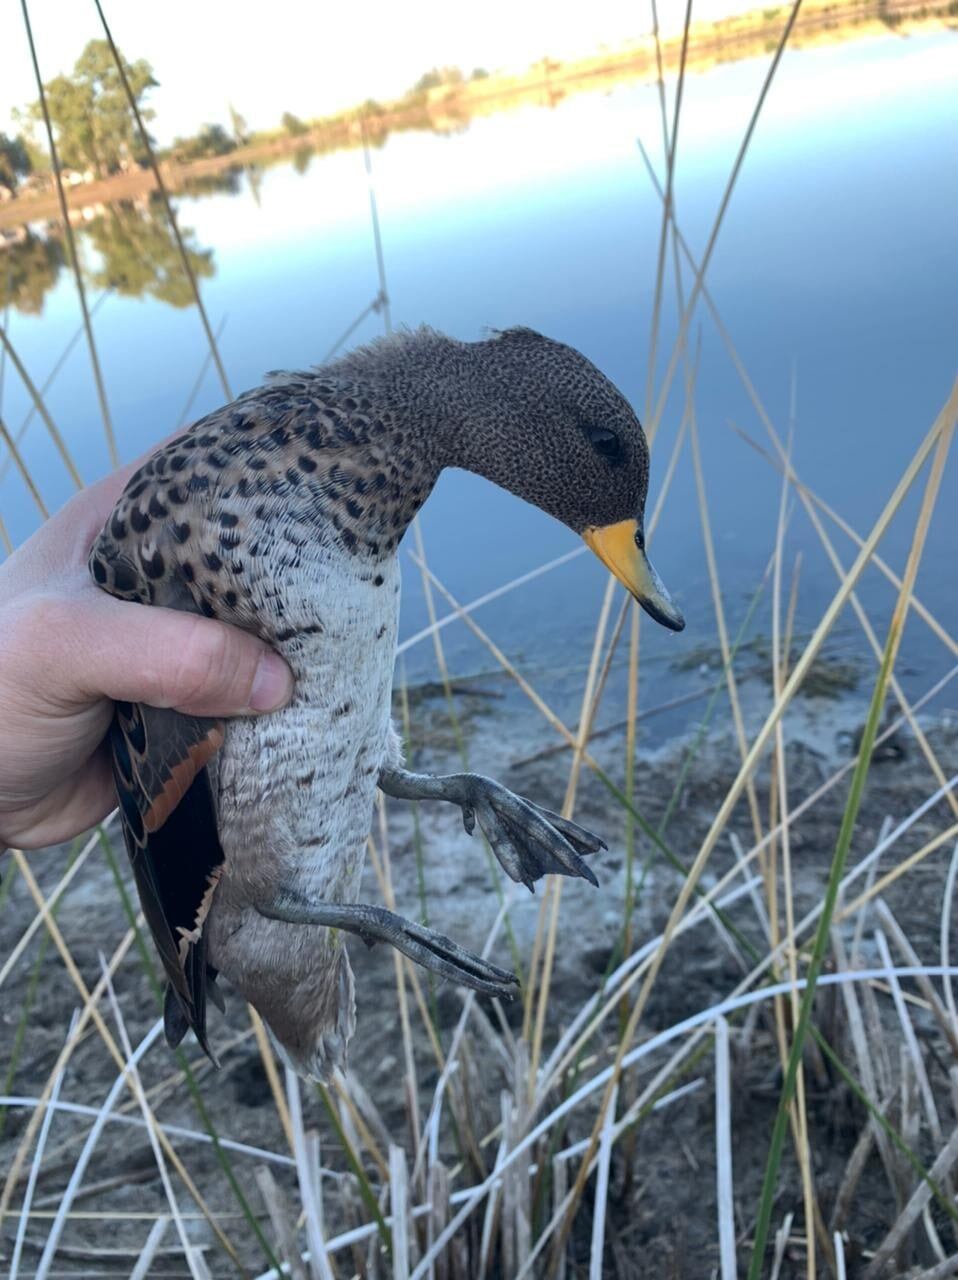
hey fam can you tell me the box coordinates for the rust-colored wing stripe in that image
[143,725,225,834]
[109,701,226,1059]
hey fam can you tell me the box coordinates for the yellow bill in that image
[583,519,685,632]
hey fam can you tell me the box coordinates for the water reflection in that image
[178,168,244,199]
[0,230,64,315]
[0,193,214,315]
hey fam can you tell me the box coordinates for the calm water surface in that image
[2,30,957,735]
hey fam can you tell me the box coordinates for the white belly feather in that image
[209,547,400,916]
[202,542,402,1079]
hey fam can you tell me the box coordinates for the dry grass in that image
[2,1,958,1276]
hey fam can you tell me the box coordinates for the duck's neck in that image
[315,328,529,526]
[275,331,480,556]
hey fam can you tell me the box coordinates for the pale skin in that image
[0,458,294,853]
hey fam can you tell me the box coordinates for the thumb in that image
[66,593,294,716]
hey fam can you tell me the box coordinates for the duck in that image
[89,325,685,1081]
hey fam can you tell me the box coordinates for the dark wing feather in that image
[110,700,226,1060]
[90,515,230,1062]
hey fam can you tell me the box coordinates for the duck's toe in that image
[464,778,602,891]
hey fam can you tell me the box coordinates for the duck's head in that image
[450,327,685,632]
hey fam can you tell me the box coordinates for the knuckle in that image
[163,617,236,708]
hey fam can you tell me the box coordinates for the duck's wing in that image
[90,539,226,1060]
[110,699,225,1059]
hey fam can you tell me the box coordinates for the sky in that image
[2,0,755,143]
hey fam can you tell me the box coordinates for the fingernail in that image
[249,651,294,712]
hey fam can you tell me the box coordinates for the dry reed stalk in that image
[18,0,117,466]
[877,899,958,1061]
[828,928,900,1207]
[748,352,956,1276]
[874,928,943,1148]
[0,827,102,989]
[527,575,616,1090]
[645,0,805,444]
[729,421,958,661]
[0,290,111,493]
[552,383,958,1273]
[0,329,83,489]
[390,1143,412,1280]
[643,0,694,429]
[864,1123,958,1279]
[32,1018,166,1279]
[130,1215,172,1280]
[737,415,958,824]
[588,1080,618,1280]
[647,118,958,847]
[255,1165,309,1280]
[102,963,199,1277]
[249,1006,297,1155]
[689,417,765,847]
[768,419,824,1274]
[92,0,232,401]
[371,798,423,1165]
[7,1011,77,1279]
[714,1016,737,1280]
[543,709,954,1116]
[1,852,244,1268]
[0,414,49,517]
[364,826,449,1081]
[1,919,137,1211]
[837,819,958,921]
[942,843,958,1040]
[639,142,958,687]
[286,1069,336,1280]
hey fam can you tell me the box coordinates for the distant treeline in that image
[0,46,487,198]
[2,0,955,206]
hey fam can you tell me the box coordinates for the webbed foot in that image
[456,776,604,892]
[258,891,519,999]
[378,766,605,892]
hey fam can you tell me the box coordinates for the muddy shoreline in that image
[2,678,957,1274]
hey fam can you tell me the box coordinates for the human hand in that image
[0,457,293,851]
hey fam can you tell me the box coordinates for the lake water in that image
[2,28,957,738]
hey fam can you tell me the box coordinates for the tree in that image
[0,133,31,190]
[171,124,236,162]
[24,38,157,177]
[410,66,464,96]
[281,111,309,138]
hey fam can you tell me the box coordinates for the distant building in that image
[60,168,95,187]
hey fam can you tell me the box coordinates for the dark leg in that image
[257,889,519,999]
[378,767,604,892]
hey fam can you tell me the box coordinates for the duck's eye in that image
[585,427,621,460]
